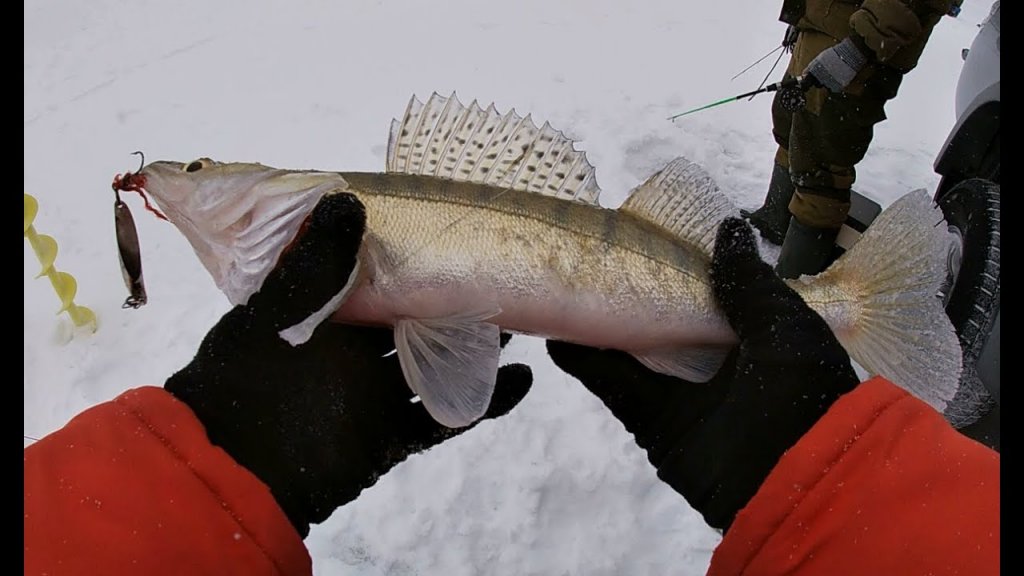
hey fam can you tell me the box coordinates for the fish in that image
[116,92,962,428]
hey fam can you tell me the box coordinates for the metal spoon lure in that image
[113,151,148,309]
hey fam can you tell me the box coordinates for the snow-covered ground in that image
[25,1,996,574]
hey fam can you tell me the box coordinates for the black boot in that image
[741,163,794,246]
[775,217,840,279]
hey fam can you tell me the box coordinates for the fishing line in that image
[731,44,784,82]
[749,47,786,100]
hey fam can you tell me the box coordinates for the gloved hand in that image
[165,192,533,537]
[802,34,872,93]
[546,217,859,531]
[782,24,799,53]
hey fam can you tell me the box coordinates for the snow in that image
[25,1,995,574]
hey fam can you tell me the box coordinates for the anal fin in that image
[395,310,501,428]
[631,345,732,383]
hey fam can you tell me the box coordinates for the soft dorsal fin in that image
[387,92,601,205]
[620,157,739,257]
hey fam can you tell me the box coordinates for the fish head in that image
[135,158,350,305]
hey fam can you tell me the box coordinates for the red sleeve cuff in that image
[710,377,999,575]
[25,386,311,575]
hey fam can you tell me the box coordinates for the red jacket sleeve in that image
[24,386,311,576]
[709,376,1000,575]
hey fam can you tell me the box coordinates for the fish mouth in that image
[120,158,351,305]
[112,166,170,222]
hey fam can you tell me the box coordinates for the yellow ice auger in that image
[24,193,97,332]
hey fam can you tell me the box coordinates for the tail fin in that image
[796,190,961,412]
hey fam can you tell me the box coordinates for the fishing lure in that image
[111,151,164,308]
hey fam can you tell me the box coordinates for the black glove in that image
[547,217,858,531]
[802,34,872,92]
[165,192,532,537]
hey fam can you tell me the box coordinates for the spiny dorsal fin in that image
[387,92,601,205]
[387,97,423,173]
[620,157,738,257]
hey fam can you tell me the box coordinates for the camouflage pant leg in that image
[771,30,904,228]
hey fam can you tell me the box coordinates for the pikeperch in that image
[115,93,961,427]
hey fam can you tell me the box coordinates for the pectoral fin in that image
[632,345,732,383]
[395,311,501,428]
[278,258,361,346]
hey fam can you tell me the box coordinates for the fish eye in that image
[184,159,206,173]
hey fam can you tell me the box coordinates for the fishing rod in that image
[668,75,816,121]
